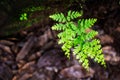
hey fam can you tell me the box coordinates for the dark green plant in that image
[49,10,106,70]
[22,6,45,13]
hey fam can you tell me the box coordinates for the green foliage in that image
[19,6,46,21]
[49,10,106,70]
[49,11,82,23]
[22,6,45,13]
[20,13,28,21]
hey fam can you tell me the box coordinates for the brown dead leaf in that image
[21,61,35,70]
[60,65,95,79]
[0,44,12,54]
[19,73,32,80]
[99,35,113,44]
[0,40,14,46]
[37,29,53,47]
[16,36,37,61]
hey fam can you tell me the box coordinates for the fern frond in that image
[49,13,66,22]
[85,30,98,40]
[67,10,82,21]
[58,28,76,44]
[62,41,73,58]
[52,23,66,30]
[78,19,97,32]
[73,38,105,69]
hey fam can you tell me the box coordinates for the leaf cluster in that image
[49,10,106,70]
[20,13,28,21]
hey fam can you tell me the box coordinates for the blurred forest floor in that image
[0,0,120,80]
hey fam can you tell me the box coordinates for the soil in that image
[0,0,120,80]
